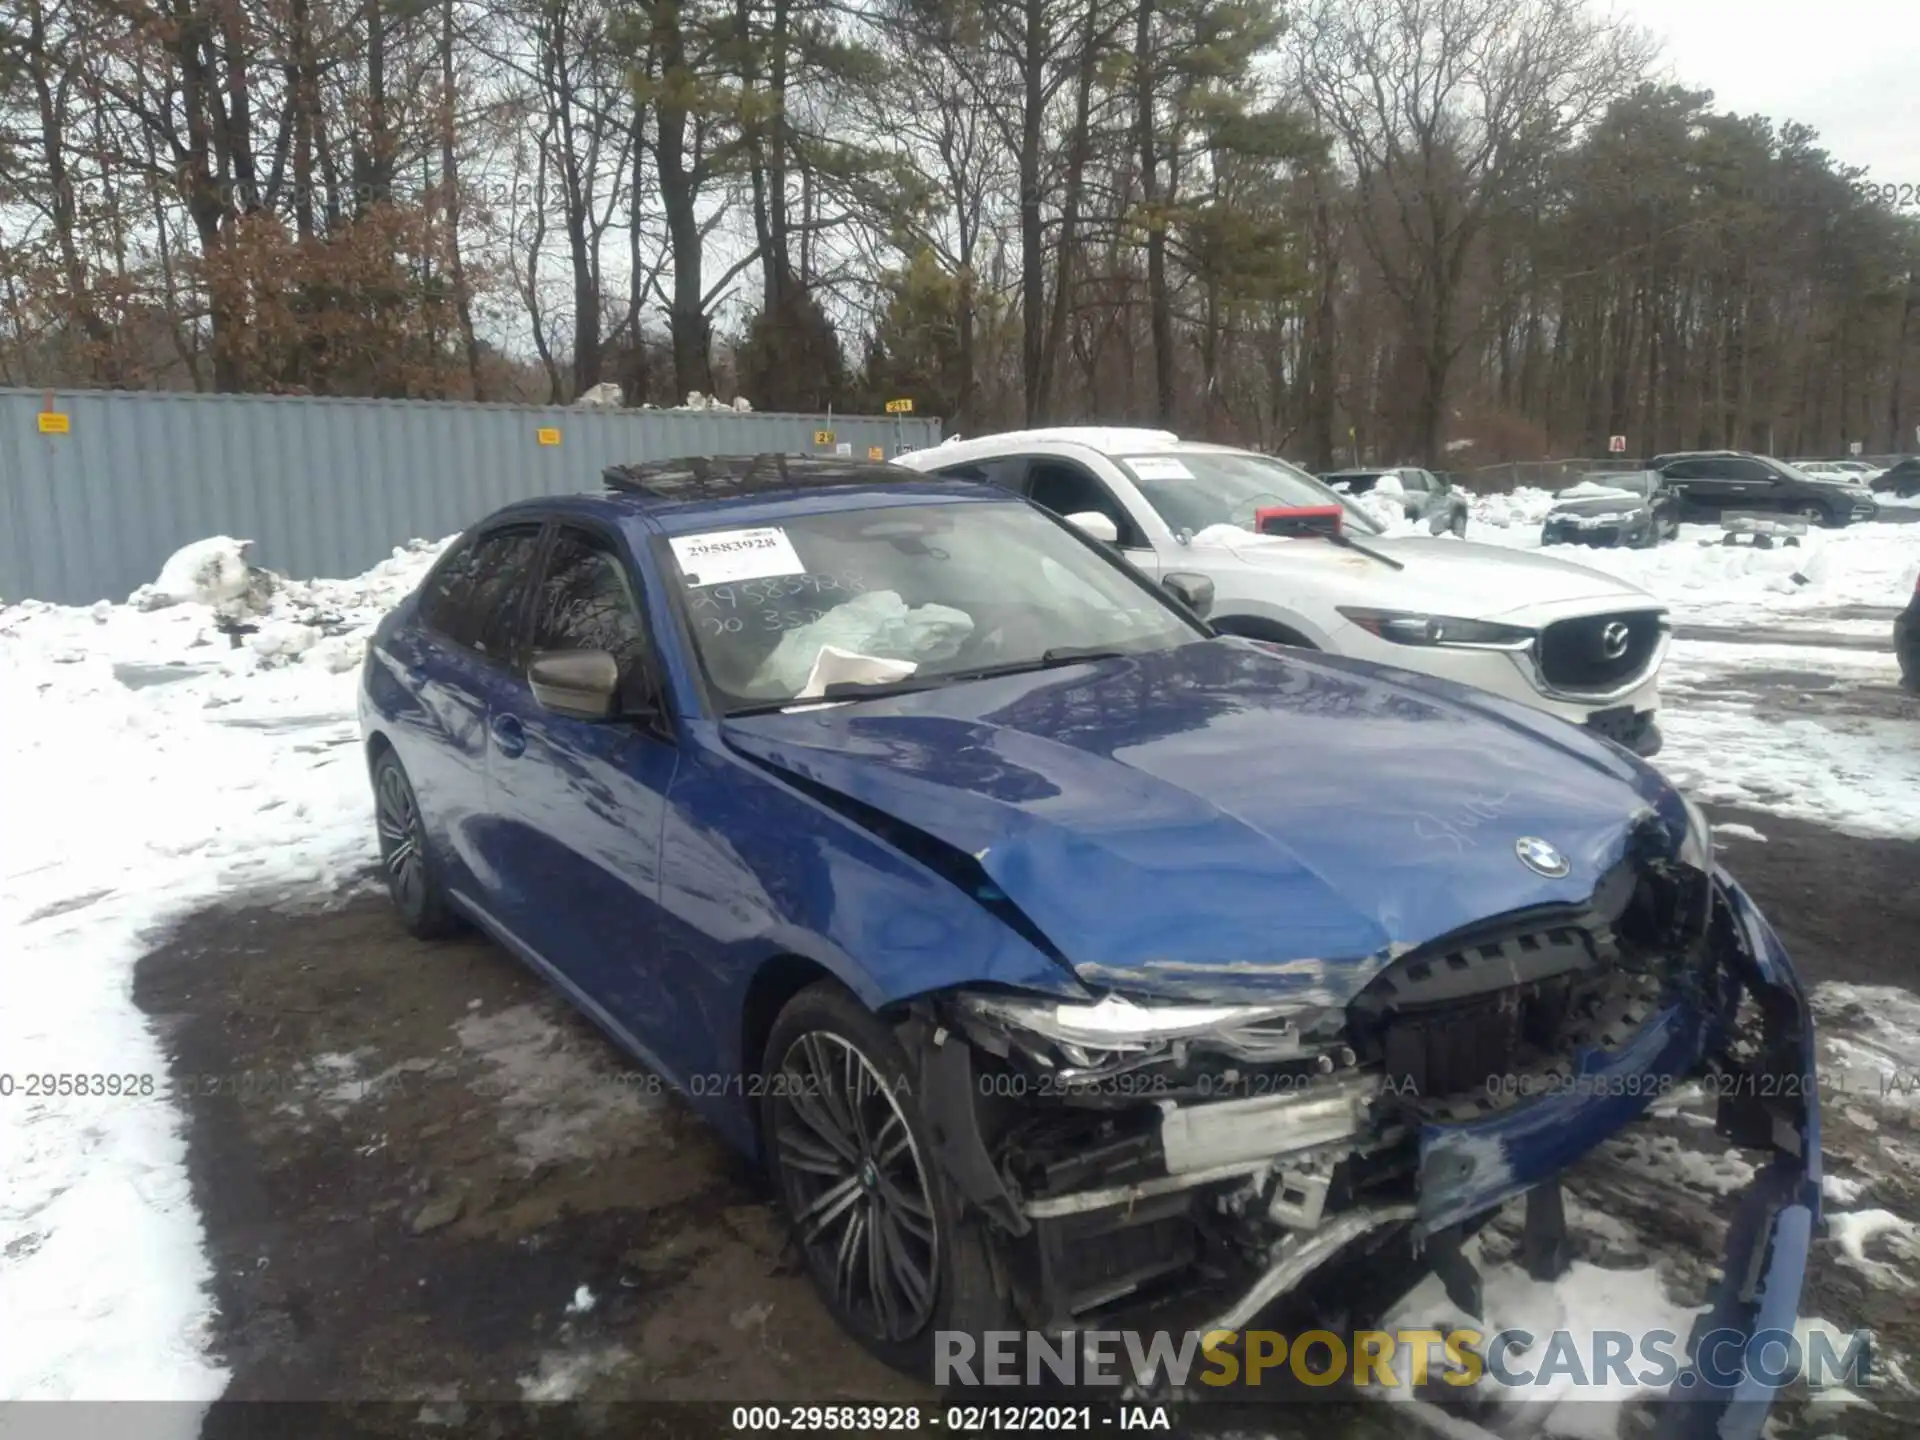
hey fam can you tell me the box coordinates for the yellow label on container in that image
[814,429,836,446]
[885,398,914,414]
[868,446,885,461]
[38,412,70,435]
[536,427,561,447]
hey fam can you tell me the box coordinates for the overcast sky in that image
[1620,0,1919,185]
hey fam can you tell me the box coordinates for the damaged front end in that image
[901,807,1819,1433]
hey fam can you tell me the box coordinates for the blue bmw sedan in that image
[359,454,1817,1426]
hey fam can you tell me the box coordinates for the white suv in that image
[896,428,1671,755]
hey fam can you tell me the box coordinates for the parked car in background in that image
[357,454,1820,1426]
[1872,457,1920,498]
[1827,459,1884,482]
[1649,451,1879,527]
[898,429,1671,755]
[1319,466,1470,536]
[1793,460,1869,485]
[1898,571,1920,691]
[1540,471,1681,549]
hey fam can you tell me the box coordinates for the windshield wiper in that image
[1036,644,1131,665]
[814,646,1135,702]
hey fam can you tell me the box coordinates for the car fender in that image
[658,731,1087,1091]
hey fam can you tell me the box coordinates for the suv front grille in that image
[1538,610,1664,691]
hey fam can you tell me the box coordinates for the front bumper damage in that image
[905,866,1818,1436]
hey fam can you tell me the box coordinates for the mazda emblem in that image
[1515,836,1570,878]
[1599,621,1632,660]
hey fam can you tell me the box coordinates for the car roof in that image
[901,429,1328,479]
[908,427,1186,465]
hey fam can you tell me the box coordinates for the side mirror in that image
[528,649,620,720]
[1064,510,1121,544]
[1162,571,1214,620]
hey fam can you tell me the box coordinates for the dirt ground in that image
[131,803,1919,1437]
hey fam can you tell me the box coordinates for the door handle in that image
[489,714,526,759]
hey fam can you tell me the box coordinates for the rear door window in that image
[1023,460,1148,547]
[419,523,542,662]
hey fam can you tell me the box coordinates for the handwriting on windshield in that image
[1412,791,1513,853]
[688,571,869,636]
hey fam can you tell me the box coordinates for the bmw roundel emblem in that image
[1515,836,1571,878]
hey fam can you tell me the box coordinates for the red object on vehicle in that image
[1254,504,1345,539]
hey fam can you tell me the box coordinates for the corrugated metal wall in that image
[0,388,944,604]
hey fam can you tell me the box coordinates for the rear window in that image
[419,524,542,660]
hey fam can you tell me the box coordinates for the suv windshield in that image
[1117,451,1383,537]
[662,499,1204,713]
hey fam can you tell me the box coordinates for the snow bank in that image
[675,391,753,413]
[1468,485,1560,529]
[0,536,449,1402]
[1475,520,1920,626]
[129,536,275,619]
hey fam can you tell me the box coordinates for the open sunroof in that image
[603,453,912,502]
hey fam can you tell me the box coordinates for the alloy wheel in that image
[375,764,428,913]
[771,1031,939,1342]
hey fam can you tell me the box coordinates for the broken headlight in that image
[1676,793,1712,872]
[953,992,1341,1067]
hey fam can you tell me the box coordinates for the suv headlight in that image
[1336,607,1535,649]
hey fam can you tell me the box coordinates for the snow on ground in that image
[1469,485,1563,530]
[0,537,443,1403]
[1473,519,1918,627]
[1653,639,1920,838]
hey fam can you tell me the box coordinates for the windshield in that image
[1117,451,1383,537]
[663,499,1204,713]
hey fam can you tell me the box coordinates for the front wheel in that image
[762,981,1011,1377]
[1794,503,1833,527]
[371,749,461,938]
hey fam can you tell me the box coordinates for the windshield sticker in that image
[1125,456,1195,481]
[670,526,806,587]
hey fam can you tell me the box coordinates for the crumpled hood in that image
[721,639,1683,1006]
[1189,528,1656,621]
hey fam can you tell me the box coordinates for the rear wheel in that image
[762,981,1011,1378]
[1450,505,1468,537]
[371,750,460,938]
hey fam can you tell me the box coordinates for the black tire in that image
[371,749,461,939]
[1451,506,1468,537]
[1793,503,1834,527]
[761,980,1012,1379]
